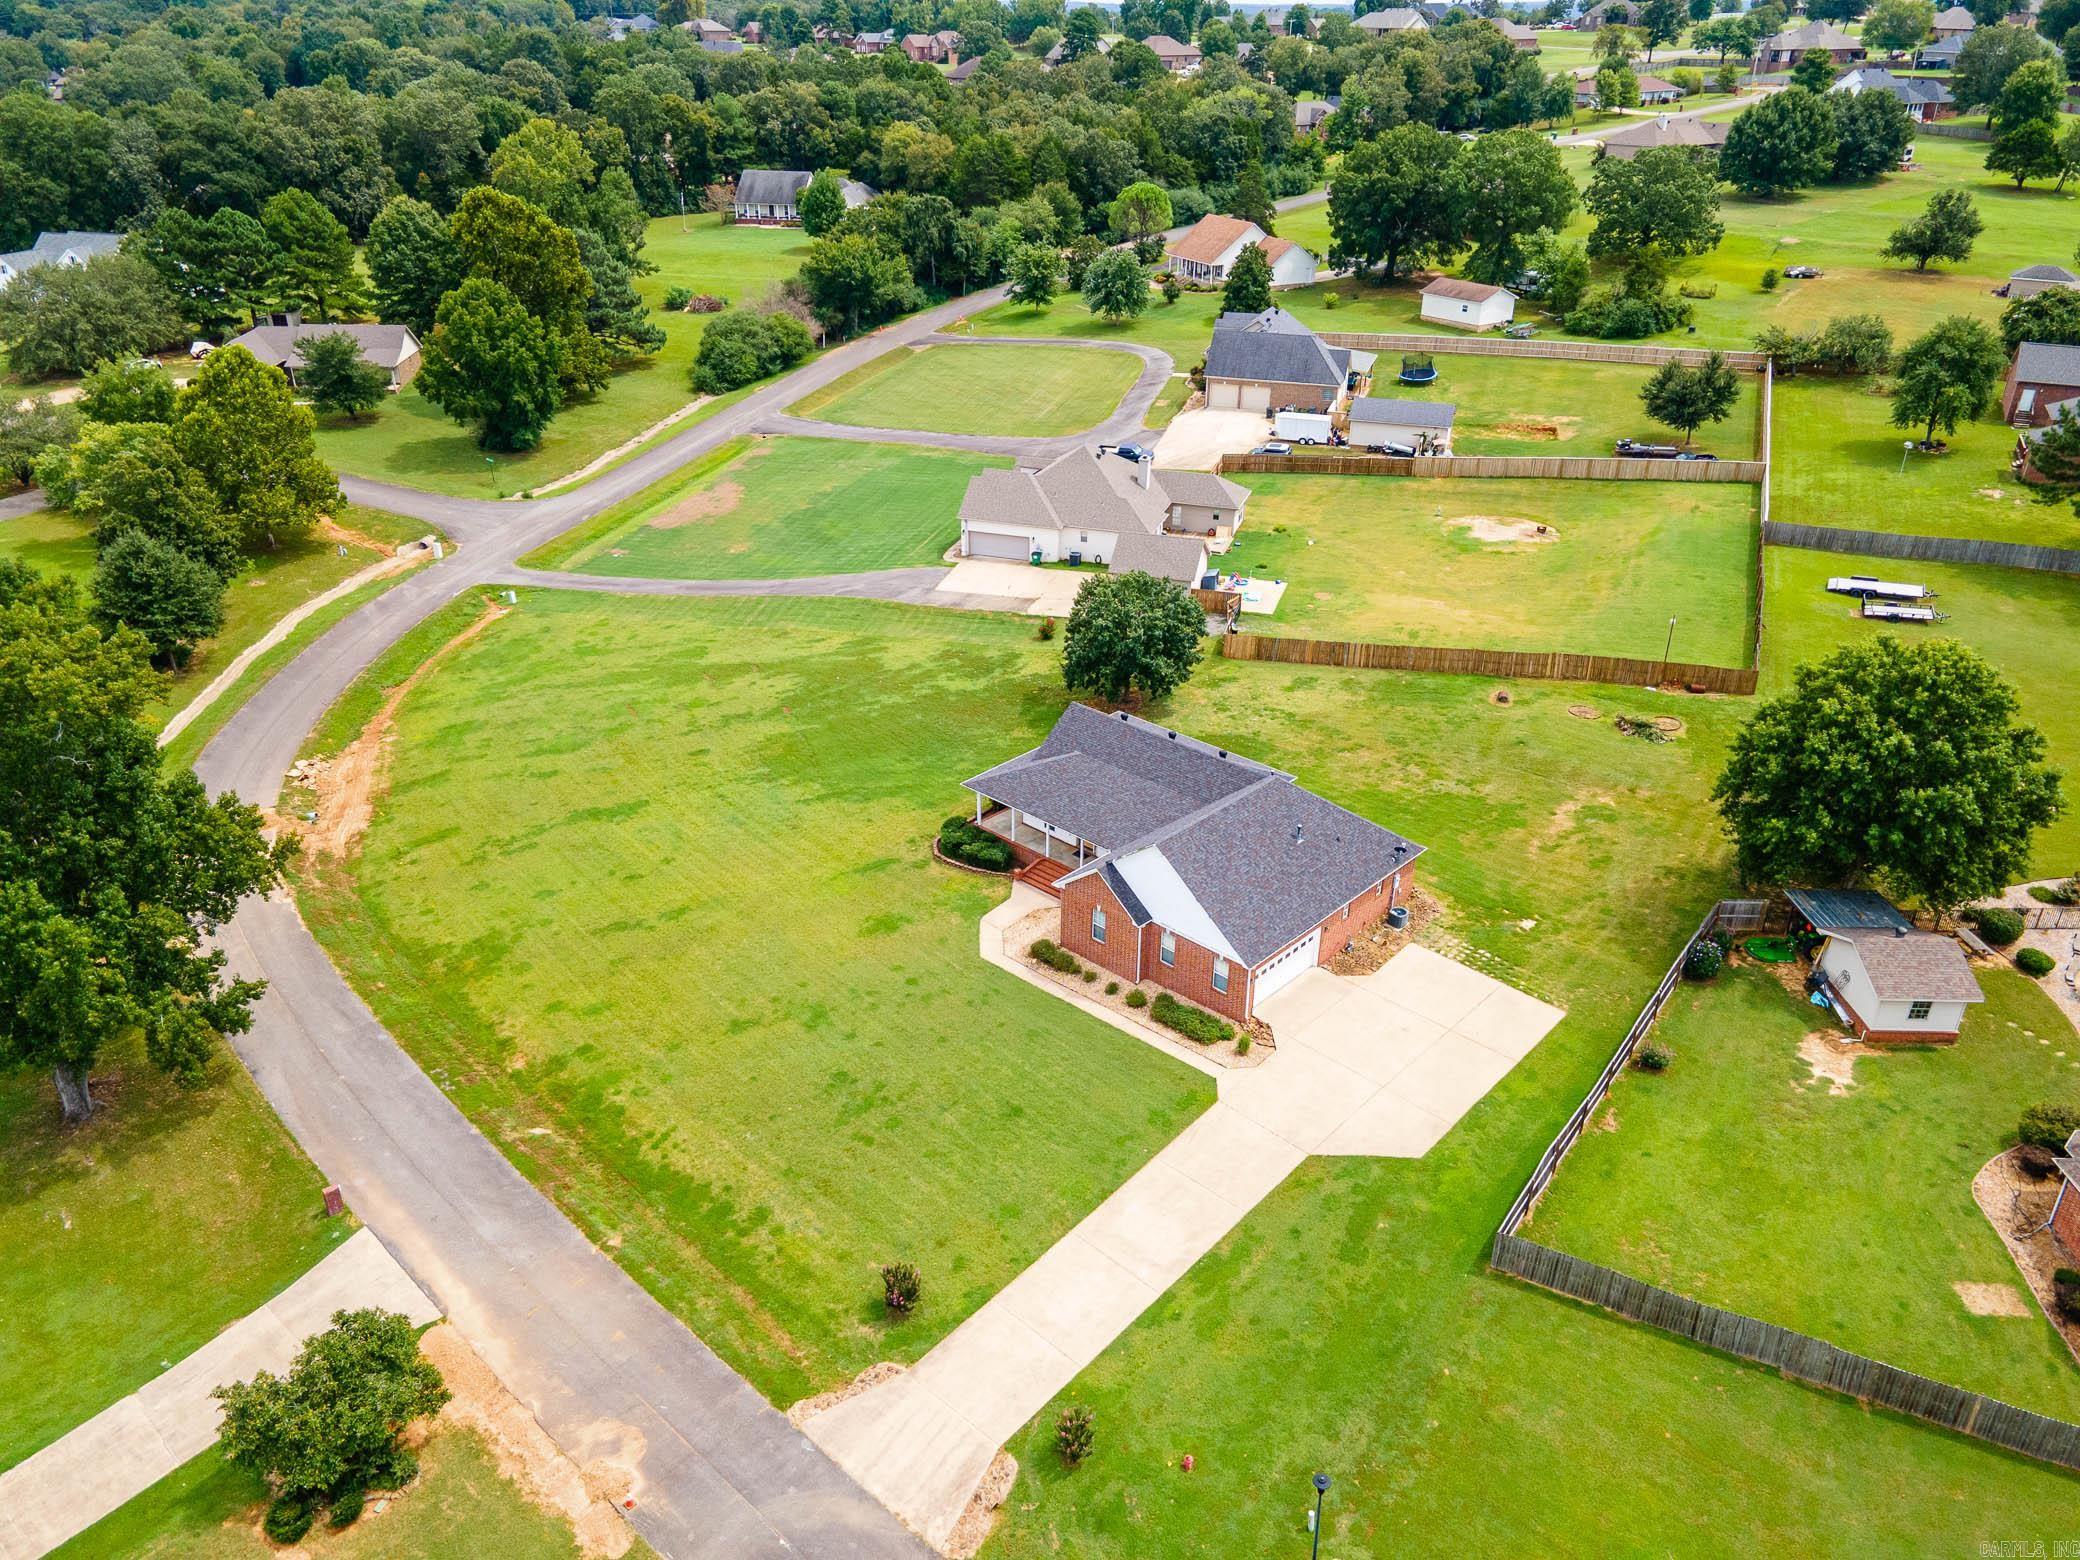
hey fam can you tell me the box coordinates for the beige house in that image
[956,447,1248,581]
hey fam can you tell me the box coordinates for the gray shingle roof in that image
[1153,468,1248,509]
[226,321,419,370]
[1350,396,1456,430]
[968,706,1426,968]
[1787,888,1914,933]
[737,169,814,205]
[2014,341,2080,386]
[1840,928,1984,1004]
[1204,308,1348,390]
[2013,264,2080,283]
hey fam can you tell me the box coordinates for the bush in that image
[1151,991,1234,1044]
[1159,272,1182,304]
[1030,938,1081,974]
[1966,905,2024,946]
[263,1496,317,1544]
[1322,290,1339,310]
[2056,1270,2080,1323]
[1125,988,1148,1008]
[1682,940,1724,981]
[1235,1033,1251,1055]
[1678,281,1717,299]
[2029,879,2078,906]
[1635,1041,1673,1072]
[1056,1404,1095,1466]
[938,816,1012,871]
[1563,283,1692,340]
[881,1261,921,1314]
[689,308,814,394]
[1082,967,1098,983]
[663,285,694,310]
[1670,66,1704,96]
[1036,615,1056,641]
[1105,980,1119,995]
[2017,948,2056,978]
[327,1488,367,1528]
[2019,1102,2080,1150]
[2016,1141,2060,1179]
[1760,267,1780,291]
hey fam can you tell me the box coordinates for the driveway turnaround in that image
[1153,407,1271,471]
[0,1229,437,1560]
[803,919,1564,1548]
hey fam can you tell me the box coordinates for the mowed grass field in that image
[1761,545,2080,874]
[0,1033,344,1471]
[295,593,1212,1408]
[789,342,1141,436]
[54,1423,611,1560]
[1771,374,2080,551]
[316,215,810,499]
[1528,962,2080,1422]
[1362,353,1763,457]
[539,436,1002,578]
[1231,475,1758,666]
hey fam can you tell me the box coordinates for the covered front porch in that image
[974,802,1096,895]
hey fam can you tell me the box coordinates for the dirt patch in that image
[788,1361,907,1430]
[1446,514,1556,545]
[289,598,511,866]
[1953,1280,2034,1317]
[420,1324,636,1557]
[1492,417,1579,442]
[1972,1150,2080,1366]
[945,1451,1017,1560]
[650,477,746,529]
[1533,792,1617,855]
[1567,704,1599,720]
[1487,687,1514,706]
[1326,882,1445,977]
[318,515,404,557]
[1976,487,2006,500]
[1653,716,1685,735]
[1797,1029,1879,1095]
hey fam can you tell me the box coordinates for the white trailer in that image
[1273,411,1334,445]
[1827,574,1933,601]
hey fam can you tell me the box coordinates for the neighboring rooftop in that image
[1204,307,1351,389]
[226,320,420,370]
[1786,888,1915,934]
[1839,928,1986,1004]
[1350,396,1457,429]
[1597,114,1732,158]
[2013,264,2080,283]
[1765,19,1860,48]
[1356,7,1430,28]
[1168,214,1262,264]
[1421,276,1512,304]
[2013,341,2080,383]
[957,448,1239,582]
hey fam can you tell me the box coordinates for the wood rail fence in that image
[1317,331,1769,370]
[1216,452,1766,482]
[1220,633,1760,695]
[1762,521,2080,577]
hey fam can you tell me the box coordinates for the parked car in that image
[1111,442,1150,462]
[1674,451,1719,462]
[1614,439,1681,458]
[1252,442,1292,455]
[1783,265,1821,279]
[1504,322,1537,339]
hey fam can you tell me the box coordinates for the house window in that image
[1907,1000,1933,1020]
[1212,957,1229,993]
[1091,906,1107,944]
[1159,929,1176,967]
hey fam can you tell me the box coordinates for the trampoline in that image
[1398,353,1437,385]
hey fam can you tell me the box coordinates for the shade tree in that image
[1888,315,2008,445]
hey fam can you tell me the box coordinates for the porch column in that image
[975,793,983,824]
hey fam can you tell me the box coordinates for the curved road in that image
[192,287,1112,1560]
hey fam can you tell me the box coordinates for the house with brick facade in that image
[963,706,1424,1024]
[1788,889,1983,1043]
[2050,1134,2080,1262]
[1202,307,1365,413]
[2004,341,2080,425]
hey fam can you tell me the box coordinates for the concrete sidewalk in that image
[0,1228,439,1560]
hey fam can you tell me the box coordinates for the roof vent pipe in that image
[1894,924,1908,937]
[1293,823,1304,845]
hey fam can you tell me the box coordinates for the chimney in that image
[1138,454,1152,490]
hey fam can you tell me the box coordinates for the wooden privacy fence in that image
[1917,121,1994,141]
[1217,452,1766,482]
[1192,586,1241,622]
[1491,1234,2080,1472]
[1221,633,1760,695]
[1762,521,2080,577]
[1318,331,1769,370]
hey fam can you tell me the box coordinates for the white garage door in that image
[1240,382,1271,412]
[1254,928,1321,1003]
[1207,380,1239,409]
[967,529,1031,561]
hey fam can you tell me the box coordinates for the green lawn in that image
[788,343,1140,436]
[54,1423,608,1560]
[316,215,811,499]
[1230,475,1758,667]
[539,436,1002,579]
[0,1032,345,1471]
[1362,352,1762,458]
[1771,374,2080,551]
[1529,962,2080,1422]
[295,593,1213,1409]
[0,507,95,581]
[960,293,1225,365]
[1761,545,2080,874]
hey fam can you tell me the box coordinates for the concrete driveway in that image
[1154,407,1271,470]
[931,558,1085,616]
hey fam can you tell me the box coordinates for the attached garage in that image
[1239,382,1271,412]
[1206,379,1239,409]
[1253,927,1321,1003]
[965,527,1033,560]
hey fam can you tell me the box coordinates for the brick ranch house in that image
[963,705,1424,1025]
[1788,888,1984,1044]
[2005,340,2080,425]
[2050,1133,2080,1263]
[1202,306,1371,414]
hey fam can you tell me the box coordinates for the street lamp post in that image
[1309,1472,1330,1559]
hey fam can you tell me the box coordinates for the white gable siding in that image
[1819,939,1970,1035]
[1112,848,1243,962]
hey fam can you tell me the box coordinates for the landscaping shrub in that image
[1151,991,1234,1044]
[2029,878,2079,906]
[263,1496,317,1544]
[1036,615,1056,641]
[2056,1269,2080,1323]
[2019,1102,2080,1150]
[1082,968,1098,983]
[1635,1041,1673,1072]
[1125,988,1148,1008]
[1670,66,1704,96]
[881,1261,921,1314]
[1030,938,1081,974]
[327,1488,366,1529]
[1760,267,1780,292]
[1105,980,1119,995]
[1056,1404,1095,1466]
[2016,1142,2059,1179]
[1159,272,1182,304]
[1966,905,2024,946]
[1677,281,1717,300]
[1682,940,1724,981]
[2017,948,2056,978]
[663,285,694,311]
[1235,1033,1251,1055]
[1322,290,1339,309]
[689,308,813,394]
[938,816,1012,872]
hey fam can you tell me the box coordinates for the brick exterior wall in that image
[2003,364,2080,424]
[1211,377,1338,414]
[1058,872,1252,1025]
[1309,869,1406,966]
[2054,1182,2080,1264]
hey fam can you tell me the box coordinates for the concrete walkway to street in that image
[0,1229,439,1560]
[802,891,1564,1550]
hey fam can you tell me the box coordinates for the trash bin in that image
[1030,550,1043,565]
[1068,550,1082,566]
